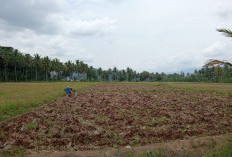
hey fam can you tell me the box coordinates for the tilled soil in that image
[0,83,232,151]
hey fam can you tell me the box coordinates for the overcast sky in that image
[0,0,232,73]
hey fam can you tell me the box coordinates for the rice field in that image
[0,82,97,121]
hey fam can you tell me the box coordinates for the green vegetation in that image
[0,82,97,121]
[160,82,232,95]
[125,149,164,157]
[2,45,232,83]
[203,138,232,157]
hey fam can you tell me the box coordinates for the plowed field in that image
[1,83,232,152]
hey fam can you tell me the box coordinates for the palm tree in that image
[34,54,41,81]
[12,49,21,82]
[51,58,63,81]
[217,29,232,37]
[97,67,103,80]
[24,54,33,81]
[75,60,80,73]
[112,67,119,81]
[205,29,232,67]
[42,56,51,81]
[0,46,13,81]
[65,61,75,80]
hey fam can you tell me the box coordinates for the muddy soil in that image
[0,83,232,152]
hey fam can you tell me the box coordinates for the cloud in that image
[0,0,66,33]
[211,0,232,19]
[0,28,95,65]
[203,41,232,59]
[140,52,203,73]
[1,0,232,73]
[0,0,117,36]
[64,17,117,36]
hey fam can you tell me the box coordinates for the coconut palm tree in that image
[34,54,41,81]
[51,58,63,81]
[205,29,232,67]
[0,46,13,81]
[65,61,75,80]
[24,54,33,81]
[42,56,51,81]
[217,28,232,37]
[12,49,21,81]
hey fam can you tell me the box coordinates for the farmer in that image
[64,86,72,97]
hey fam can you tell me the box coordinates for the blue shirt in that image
[65,88,71,94]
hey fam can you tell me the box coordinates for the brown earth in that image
[0,83,232,154]
[26,134,232,157]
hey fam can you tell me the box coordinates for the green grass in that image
[0,82,97,121]
[125,148,164,157]
[163,82,232,95]
[203,138,232,157]
[26,122,37,129]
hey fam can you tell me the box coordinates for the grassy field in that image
[164,82,232,95]
[0,82,97,121]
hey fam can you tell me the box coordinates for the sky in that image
[0,0,232,73]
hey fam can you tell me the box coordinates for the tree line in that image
[0,45,232,82]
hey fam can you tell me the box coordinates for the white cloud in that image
[203,41,232,62]
[0,0,232,73]
[64,17,117,36]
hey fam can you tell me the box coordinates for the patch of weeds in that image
[84,139,91,144]
[127,152,135,157]
[73,114,78,119]
[190,139,197,148]
[140,126,146,130]
[96,115,106,122]
[223,107,229,114]
[34,138,44,149]
[61,124,66,135]
[133,135,140,141]
[178,128,187,133]
[207,139,217,149]
[146,109,151,114]
[113,133,119,140]
[26,122,37,130]
[113,144,119,148]
[200,122,206,126]
[153,103,157,107]
[104,152,109,157]
[203,138,232,157]
[155,137,162,143]
[0,130,6,140]
[138,148,165,157]
[155,82,167,87]
[150,117,169,126]
[151,119,159,125]
[0,152,11,157]
[134,116,140,121]
[159,117,169,122]
[17,147,25,157]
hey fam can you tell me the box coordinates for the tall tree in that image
[12,49,21,81]
[51,58,63,81]
[42,56,51,81]
[24,54,33,81]
[0,46,13,81]
[34,54,41,81]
